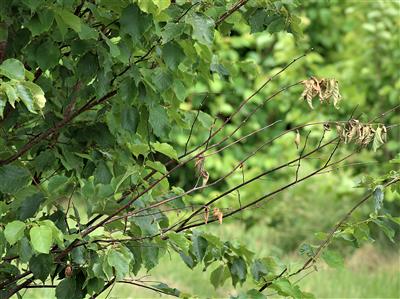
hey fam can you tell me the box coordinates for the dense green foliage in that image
[0,0,399,298]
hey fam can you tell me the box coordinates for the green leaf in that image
[4,220,26,245]
[152,142,178,160]
[372,219,395,242]
[168,232,189,255]
[16,83,36,113]
[79,23,98,40]
[272,278,303,298]
[152,69,173,92]
[55,278,80,299]
[22,81,46,111]
[245,289,267,299]
[101,32,120,57]
[101,255,113,279]
[187,13,214,47]
[35,40,60,70]
[126,241,143,275]
[26,9,54,36]
[161,23,185,44]
[0,165,31,194]
[30,225,53,254]
[210,55,229,79]
[40,220,64,249]
[107,250,129,280]
[251,259,269,282]
[386,214,400,226]
[197,111,214,128]
[29,254,53,282]
[229,256,247,287]
[19,237,33,263]
[120,4,151,43]
[142,241,160,271]
[151,0,171,14]
[34,150,57,172]
[149,105,170,138]
[0,59,25,80]
[321,250,344,268]
[3,82,18,108]
[210,265,228,289]
[173,80,187,102]
[162,42,184,70]
[192,232,208,262]
[94,161,112,185]
[373,185,384,213]
[0,98,5,118]
[267,17,286,33]
[121,106,139,134]
[76,52,99,83]
[152,282,180,297]
[249,9,268,33]
[131,213,159,236]
[18,192,45,220]
[114,166,140,193]
[47,175,69,193]
[22,0,45,10]
[86,278,104,295]
[299,243,314,257]
[56,9,81,33]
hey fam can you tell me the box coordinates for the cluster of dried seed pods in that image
[336,119,387,150]
[300,77,342,109]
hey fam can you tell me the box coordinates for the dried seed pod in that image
[213,208,223,225]
[300,77,342,109]
[195,154,209,186]
[204,206,210,224]
[65,264,73,278]
[294,130,301,149]
[335,119,388,149]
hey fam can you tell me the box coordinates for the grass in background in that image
[298,264,400,299]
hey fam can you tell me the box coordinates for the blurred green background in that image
[17,0,399,298]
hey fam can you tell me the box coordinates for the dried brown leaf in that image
[204,206,210,224]
[294,130,301,149]
[213,208,223,225]
[300,77,342,109]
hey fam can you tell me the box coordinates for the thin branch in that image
[24,285,56,289]
[184,96,208,155]
[117,280,180,298]
[176,138,339,230]
[179,149,351,231]
[90,278,116,299]
[295,130,311,182]
[182,52,310,158]
[107,123,330,227]
[215,0,249,27]
[259,267,287,292]
[176,2,200,22]
[0,271,32,289]
[203,120,282,158]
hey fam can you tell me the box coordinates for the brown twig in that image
[179,145,348,231]
[184,95,208,155]
[215,0,249,27]
[117,280,180,298]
